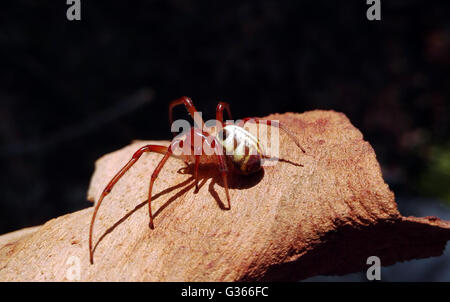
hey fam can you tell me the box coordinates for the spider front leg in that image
[193,154,200,191]
[216,101,233,128]
[217,153,231,209]
[89,144,172,264]
[211,136,231,209]
[185,127,231,209]
[147,143,176,230]
[168,96,205,191]
[183,127,205,192]
[168,96,205,133]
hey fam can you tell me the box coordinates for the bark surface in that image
[0,111,449,281]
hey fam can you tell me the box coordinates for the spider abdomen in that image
[221,125,263,175]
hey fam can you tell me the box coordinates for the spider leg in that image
[147,145,174,229]
[187,126,231,209]
[168,96,205,133]
[193,154,200,191]
[217,155,230,209]
[185,127,203,191]
[211,136,231,209]
[216,101,233,128]
[241,117,306,153]
[89,144,171,264]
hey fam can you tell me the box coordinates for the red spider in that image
[89,96,305,263]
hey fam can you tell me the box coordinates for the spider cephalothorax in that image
[89,96,305,264]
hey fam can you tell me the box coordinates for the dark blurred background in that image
[0,0,449,280]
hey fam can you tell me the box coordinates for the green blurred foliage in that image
[418,144,450,203]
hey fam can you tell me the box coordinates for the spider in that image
[89,96,305,263]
